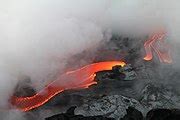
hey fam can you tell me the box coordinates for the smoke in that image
[0,110,26,120]
[0,0,180,119]
[0,0,110,110]
[109,0,180,66]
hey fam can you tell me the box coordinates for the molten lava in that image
[10,31,172,112]
[144,31,172,63]
[11,61,126,112]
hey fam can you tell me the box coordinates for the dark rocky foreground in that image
[45,106,180,120]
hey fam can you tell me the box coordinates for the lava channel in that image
[144,31,172,63]
[11,61,126,112]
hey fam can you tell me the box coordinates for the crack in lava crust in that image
[11,61,126,112]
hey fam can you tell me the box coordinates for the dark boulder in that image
[120,107,143,120]
[146,109,180,120]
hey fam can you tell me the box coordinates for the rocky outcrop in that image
[140,83,180,110]
[76,95,144,120]
[45,106,115,120]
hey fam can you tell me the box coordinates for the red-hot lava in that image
[10,32,173,112]
[11,61,126,112]
[144,31,172,63]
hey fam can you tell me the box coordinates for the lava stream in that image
[11,61,126,112]
[143,31,172,63]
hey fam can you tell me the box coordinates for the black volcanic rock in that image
[45,106,115,120]
[45,107,180,120]
[120,107,143,120]
[120,107,180,120]
[140,83,180,109]
[146,109,180,120]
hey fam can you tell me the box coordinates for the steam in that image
[0,0,180,119]
[0,0,109,109]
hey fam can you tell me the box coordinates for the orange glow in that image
[143,31,172,63]
[11,61,126,111]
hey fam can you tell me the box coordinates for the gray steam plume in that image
[0,0,109,109]
[0,0,180,119]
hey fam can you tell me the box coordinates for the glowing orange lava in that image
[11,61,126,112]
[143,31,172,63]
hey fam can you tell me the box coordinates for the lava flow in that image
[143,31,172,63]
[11,61,126,112]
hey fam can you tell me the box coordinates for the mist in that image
[0,0,180,119]
[0,0,109,109]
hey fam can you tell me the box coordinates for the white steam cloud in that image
[0,0,109,109]
[0,0,180,119]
